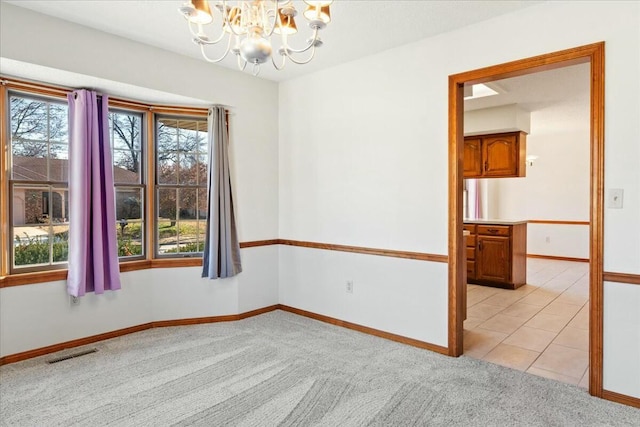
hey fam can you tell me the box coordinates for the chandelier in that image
[178,0,333,75]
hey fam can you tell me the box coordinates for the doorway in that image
[447,43,605,398]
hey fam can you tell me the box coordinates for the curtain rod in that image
[0,76,230,114]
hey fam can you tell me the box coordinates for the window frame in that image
[6,90,70,274]
[109,107,147,262]
[154,114,209,259]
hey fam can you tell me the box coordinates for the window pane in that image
[158,156,178,184]
[178,124,198,152]
[10,95,69,182]
[115,187,144,258]
[49,145,69,182]
[157,119,178,152]
[49,103,68,142]
[10,97,48,142]
[109,111,143,185]
[110,112,142,151]
[116,188,143,222]
[12,153,47,181]
[52,224,69,263]
[197,188,208,221]
[13,185,48,225]
[178,153,198,185]
[12,185,68,268]
[157,188,177,255]
[178,188,197,221]
[198,123,208,154]
[113,149,141,183]
[197,154,207,186]
[13,224,50,267]
[178,189,203,253]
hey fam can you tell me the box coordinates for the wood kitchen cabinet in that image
[463,131,527,178]
[464,221,527,289]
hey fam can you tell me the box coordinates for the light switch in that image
[607,189,624,209]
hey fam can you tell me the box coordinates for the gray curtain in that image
[202,106,242,279]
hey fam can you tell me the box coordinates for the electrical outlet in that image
[346,280,353,294]
[70,295,80,306]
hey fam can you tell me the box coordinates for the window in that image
[155,117,208,256]
[1,80,211,278]
[109,109,146,259]
[9,93,70,271]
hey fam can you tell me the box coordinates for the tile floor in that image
[464,258,590,388]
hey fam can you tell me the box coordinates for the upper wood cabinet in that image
[463,137,482,177]
[463,131,527,178]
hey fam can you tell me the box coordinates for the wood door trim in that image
[602,272,640,286]
[601,390,640,409]
[448,42,605,397]
[278,305,449,355]
[0,239,447,288]
[278,239,448,263]
[0,83,7,278]
[527,254,589,263]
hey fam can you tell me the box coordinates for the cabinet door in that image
[482,134,517,177]
[476,236,511,282]
[463,138,482,177]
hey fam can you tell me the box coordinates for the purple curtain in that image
[66,90,121,297]
[202,106,242,279]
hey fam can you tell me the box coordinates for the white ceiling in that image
[2,0,588,122]
[4,0,544,82]
[465,63,590,113]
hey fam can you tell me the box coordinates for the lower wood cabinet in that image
[464,222,527,289]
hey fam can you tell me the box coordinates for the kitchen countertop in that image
[463,219,528,225]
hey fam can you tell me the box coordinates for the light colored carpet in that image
[1,310,638,426]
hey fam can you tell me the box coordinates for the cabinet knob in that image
[484,160,488,171]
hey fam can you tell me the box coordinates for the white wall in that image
[279,246,449,346]
[0,246,279,357]
[464,104,531,136]
[494,98,591,259]
[604,281,640,397]
[0,5,280,357]
[279,1,639,398]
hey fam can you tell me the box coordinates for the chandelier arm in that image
[280,27,320,54]
[284,46,316,65]
[220,0,247,38]
[199,35,233,63]
[262,2,280,39]
[188,21,228,45]
[237,54,248,71]
[271,51,288,70]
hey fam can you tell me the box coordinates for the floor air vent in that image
[47,348,98,364]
